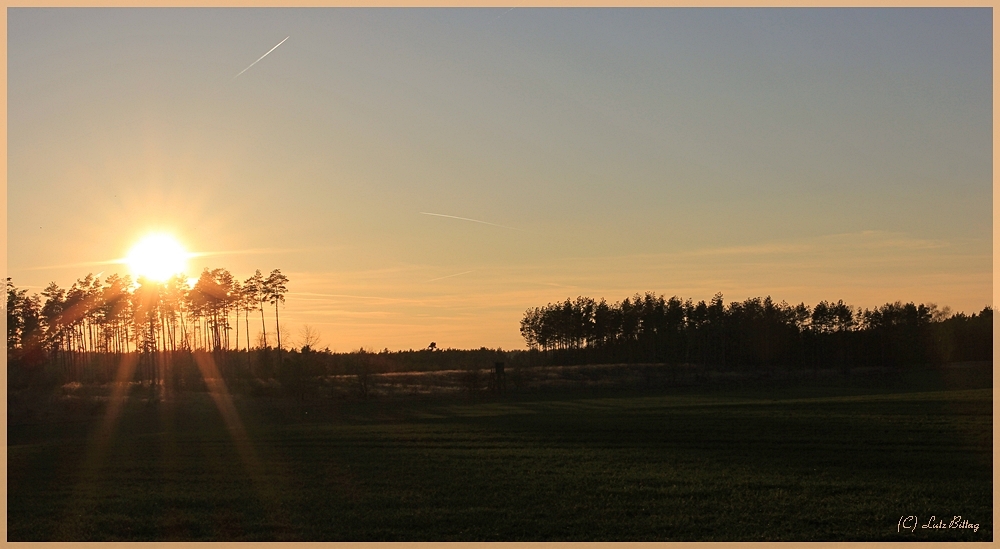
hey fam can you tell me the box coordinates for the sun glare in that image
[126,233,189,282]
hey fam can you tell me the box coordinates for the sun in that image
[125,233,189,282]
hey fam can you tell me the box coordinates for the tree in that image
[99,273,133,354]
[264,269,289,351]
[7,278,40,351]
[132,277,163,382]
[231,279,242,353]
[245,270,267,348]
[239,276,254,352]
[191,269,226,351]
[160,274,188,352]
[211,268,236,350]
[40,282,67,370]
[299,324,322,351]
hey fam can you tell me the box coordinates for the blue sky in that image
[7,8,992,349]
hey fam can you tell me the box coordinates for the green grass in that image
[7,372,992,541]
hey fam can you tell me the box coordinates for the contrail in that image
[426,270,474,283]
[420,212,526,232]
[235,36,289,79]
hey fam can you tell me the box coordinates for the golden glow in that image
[125,233,189,282]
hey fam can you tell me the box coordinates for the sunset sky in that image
[7,8,992,351]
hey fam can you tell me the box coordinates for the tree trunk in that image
[242,304,250,376]
[274,301,281,351]
[259,302,267,348]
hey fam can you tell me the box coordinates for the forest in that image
[520,293,992,370]
[6,269,289,388]
[6,270,993,392]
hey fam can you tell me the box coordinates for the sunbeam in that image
[65,352,140,537]
[190,351,290,528]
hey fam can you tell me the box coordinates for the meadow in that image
[7,363,992,541]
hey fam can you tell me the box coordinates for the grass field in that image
[7,364,992,541]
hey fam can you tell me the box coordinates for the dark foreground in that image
[7,364,992,541]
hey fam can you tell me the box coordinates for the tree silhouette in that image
[7,278,40,350]
[299,324,322,351]
[231,279,242,352]
[516,290,992,371]
[4,271,993,390]
[211,268,235,350]
[265,269,289,351]
[246,270,267,348]
[191,269,221,351]
[239,275,254,352]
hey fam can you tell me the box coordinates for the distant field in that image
[7,364,992,541]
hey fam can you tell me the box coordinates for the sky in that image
[6,8,993,351]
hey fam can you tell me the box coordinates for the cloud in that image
[22,258,126,271]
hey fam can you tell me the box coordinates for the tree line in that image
[6,268,289,385]
[520,292,992,370]
[8,273,993,392]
